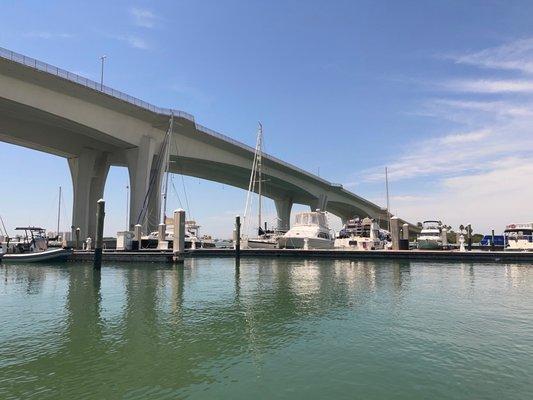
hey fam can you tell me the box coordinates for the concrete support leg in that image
[274,197,293,231]
[310,193,328,212]
[68,149,110,241]
[126,136,157,233]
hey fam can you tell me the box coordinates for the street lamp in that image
[100,55,107,90]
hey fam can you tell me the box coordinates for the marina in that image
[1,3,533,398]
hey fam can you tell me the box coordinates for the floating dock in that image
[69,248,533,263]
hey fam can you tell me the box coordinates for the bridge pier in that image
[126,136,161,233]
[68,149,110,241]
[309,193,328,212]
[274,197,293,231]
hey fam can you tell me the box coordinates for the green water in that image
[1,258,532,399]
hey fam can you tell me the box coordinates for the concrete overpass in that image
[0,47,398,239]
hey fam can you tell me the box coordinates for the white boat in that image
[1,227,71,263]
[143,219,216,249]
[504,223,533,251]
[334,217,387,250]
[417,220,447,250]
[278,211,334,249]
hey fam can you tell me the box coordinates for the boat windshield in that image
[420,232,440,237]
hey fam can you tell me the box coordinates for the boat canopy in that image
[294,212,327,228]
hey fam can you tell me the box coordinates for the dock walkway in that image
[69,249,533,263]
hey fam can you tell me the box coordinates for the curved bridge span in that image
[0,47,404,239]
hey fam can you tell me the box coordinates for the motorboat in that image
[504,223,533,251]
[417,220,447,250]
[334,217,387,250]
[278,211,334,249]
[1,227,71,262]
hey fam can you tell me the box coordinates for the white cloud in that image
[444,79,533,93]
[112,34,150,50]
[364,38,533,231]
[24,32,74,39]
[453,37,533,74]
[393,158,533,232]
[129,7,158,28]
[438,130,490,145]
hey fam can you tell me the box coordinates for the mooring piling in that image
[390,216,400,250]
[133,224,142,250]
[235,215,241,259]
[94,199,105,269]
[173,209,185,262]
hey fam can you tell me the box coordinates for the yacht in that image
[417,220,446,250]
[504,223,533,251]
[278,211,334,249]
[334,217,387,250]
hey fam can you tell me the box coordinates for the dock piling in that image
[235,215,241,259]
[133,224,142,250]
[491,229,495,251]
[390,216,400,250]
[75,227,80,250]
[157,223,168,249]
[94,199,105,269]
[173,209,185,262]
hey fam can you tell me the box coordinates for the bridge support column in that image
[310,193,328,212]
[274,197,293,231]
[68,149,110,241]
[126,135,159,233]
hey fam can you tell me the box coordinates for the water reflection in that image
[0,259,532,399]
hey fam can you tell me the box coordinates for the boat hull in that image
[334,237,384,250]
[245,239,278,249]
[2,248,72,263]
[278,236,334,249]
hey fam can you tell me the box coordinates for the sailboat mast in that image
[257,122,263,231]
[385,167,391,232]
[57,186,61,236]
[161,113,174,224]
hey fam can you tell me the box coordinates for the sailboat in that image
[243,123,280,249]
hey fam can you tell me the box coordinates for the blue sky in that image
[1,0,532,237]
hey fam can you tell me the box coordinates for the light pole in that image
[100,55,107,90]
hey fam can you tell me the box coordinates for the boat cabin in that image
[294,212,329,229]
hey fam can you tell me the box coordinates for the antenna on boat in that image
[257,122,263,233]
[56,186,61,237]
[243,123,263,235]
[385,166,391,232]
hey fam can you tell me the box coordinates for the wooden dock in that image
[69,248,533,263]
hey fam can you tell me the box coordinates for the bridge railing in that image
[0,46,338,189]
[0,46,194,121]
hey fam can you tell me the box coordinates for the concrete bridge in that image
[0,47,397,239]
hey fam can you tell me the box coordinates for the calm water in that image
[1,258,532,399]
